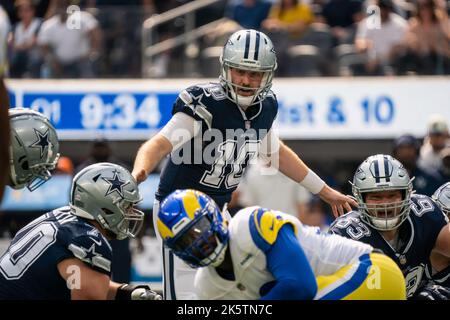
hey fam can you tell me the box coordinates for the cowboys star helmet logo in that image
[29,128,50,158]
[102,170,130,198]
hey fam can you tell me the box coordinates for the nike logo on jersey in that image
[89,237,102,247]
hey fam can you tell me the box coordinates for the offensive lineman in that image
[0,163,161,300]
[329,154,450,299]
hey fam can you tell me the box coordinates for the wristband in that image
[300,170,325,194]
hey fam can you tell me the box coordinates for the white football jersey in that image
[194,206,373,299]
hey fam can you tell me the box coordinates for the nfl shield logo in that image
[245,121,251,129]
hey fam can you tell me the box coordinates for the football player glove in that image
[411,282,450,300]
[116,284,163,300]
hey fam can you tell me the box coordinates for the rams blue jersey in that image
[156,83,278,208]
[0,206,112,300]
[328,194,449,298]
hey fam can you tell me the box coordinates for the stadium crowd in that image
[0,0,449,78]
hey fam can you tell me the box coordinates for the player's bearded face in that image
[365,190,404,218]
[229,67,265,96]
[173,216,219,264]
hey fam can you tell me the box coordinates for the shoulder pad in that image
[328,211,370,239]
[199,82,227,100]
[68,231,112,274]
[249,207,297,252]
[410,194,449,224]
[176,85,214,129]
[266,90,276,99]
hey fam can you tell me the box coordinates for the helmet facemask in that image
[165,205,229,268]
[9,130,60,192]
[220,62,274,108]
[356,189,412,231]
[90,191,144,241]
[113,200,145,240]
[352,154,414,231]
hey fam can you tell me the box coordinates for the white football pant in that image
[153,199,199,300]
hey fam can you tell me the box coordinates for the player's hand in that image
[411,282,450,300]
[132,168,148,184]
[117,284,163,300]
[131,286,163,300]
[318,185,357,218]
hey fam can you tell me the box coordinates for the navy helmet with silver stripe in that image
[220,29,277,107]
[351,154,413,231]
[432,182,450,218]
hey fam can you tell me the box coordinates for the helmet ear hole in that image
[21,161,29,170]
[102,208,115,215]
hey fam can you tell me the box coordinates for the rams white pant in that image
[153,199,198,300]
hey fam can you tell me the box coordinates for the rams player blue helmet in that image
[157,189,229,268]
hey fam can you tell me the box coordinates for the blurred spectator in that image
[75,140,128,174]
[54,156,74,176]
[262,0,314,74]
[319,0,364,44]
[262,0,314,39]
[392,134,444,196]
[37,0,101,78]
[438,146,450,181]
[354,0,408,75]
[418,114,450,171]
[396,0,450,75]
[10,0,42,78]
[226,0,271,30]
[237,159,312,219]
[392,0,417,19]
[298,195,331,231]
[91,0,156,78]
[0,5,10,76]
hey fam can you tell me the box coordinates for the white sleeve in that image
[258,127,280,161]
[159,112,201,150]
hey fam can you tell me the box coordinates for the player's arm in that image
[132,112,200,183]
[132,133,173,183]
[261,224,317,300]
[433,223,450,259]
[276,140,356,216]
[58,259,161,300]
[57,258,110,300]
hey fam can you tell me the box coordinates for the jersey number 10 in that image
[200,140,259,189]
